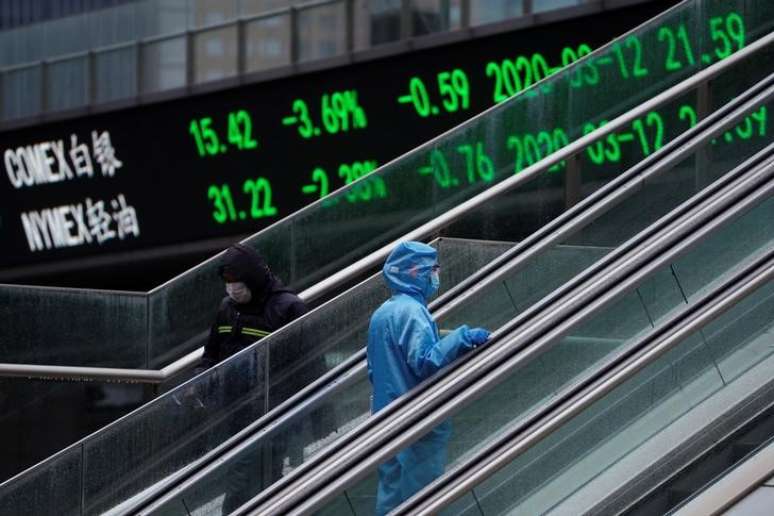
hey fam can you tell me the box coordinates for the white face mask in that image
[225,282,252,304]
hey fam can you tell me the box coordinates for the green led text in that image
[189,110,258,157]
[303,160,387,204]
[207,177,277,225]
[418,142,494,188]
[397,69,471,117]
[283,90,368,139]
[486,44,596,103]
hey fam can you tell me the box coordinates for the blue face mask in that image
[423,270,440,299]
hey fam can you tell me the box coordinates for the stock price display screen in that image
[3,0,763,272]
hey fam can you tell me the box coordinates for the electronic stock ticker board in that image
[3,0,763,274]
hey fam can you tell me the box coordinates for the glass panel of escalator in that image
[0,286,150,482]
[0,446,83,516]
[146,82,774,514]
[442,260,774,516]
[97,0,774,365]
[76,239,503,515]
[82,343,267,516]
[313,163,774,515]
[0,286,149,366]
[6,2,774,513]
[179,143,768,513]
[624,282,774,515]
[702,276,774,383]
[443,86,774,332]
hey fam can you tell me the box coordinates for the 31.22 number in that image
[207,178,276,224]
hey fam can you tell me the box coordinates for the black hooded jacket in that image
[199,244,308,371]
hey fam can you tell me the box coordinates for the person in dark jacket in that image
[198,243,308,373]
[199,244,311,514]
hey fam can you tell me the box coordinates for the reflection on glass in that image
[245,15,291,72]
[141,37,186,92]
[95,46,139,103]
[316,134,774,516]
[470,0,524,26]
[46,57,88,111]
[194,27,239,83]
[297,4,347,63]
[451,282,774,516]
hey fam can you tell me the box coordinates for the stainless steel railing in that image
[0,28,770,385]
[244,142,774,514]
[398,249,774,516]
[671,434,774,516]
[129,69,774,515]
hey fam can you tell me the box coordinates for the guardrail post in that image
[237,19,247,75]
[564,153,581,209]
[400,0,412,40]
[40,60,48,114]
[135,41,143,96]
[185,30,195,87]
[345,0,355,53]
[440,0,451,30]
[460,0,470,29]
[0,70,4,121]
[88,50,97,105]
[290,7,300,64]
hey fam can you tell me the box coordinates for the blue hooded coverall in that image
[367,241,485,516]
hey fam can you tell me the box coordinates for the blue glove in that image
[467,327,491,347]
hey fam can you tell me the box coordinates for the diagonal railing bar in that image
[243,147,774,514]
[252,165,774,516]
[128,74,774,515]
[2,27,771,384]
[397,252,774,515]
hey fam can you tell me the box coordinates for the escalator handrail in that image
[1,27,771,385]
[295,29,774,305]
[256,173,774,514]
[130,76,774,514]
[243,148,774,513]
[670,433,774,516]
[397,253,774,515]
[240,129,774,513]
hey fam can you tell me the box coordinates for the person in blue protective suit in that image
[367,241,491,515]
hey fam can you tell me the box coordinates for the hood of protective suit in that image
[218,244,274,297]
[382,241,437,302]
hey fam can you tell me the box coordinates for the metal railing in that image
[0,0,609,124]
[397,249,774,516]
[0,26,769,386]
[126,67,774,514]
[244,138,774,514]
[671,435,774,516]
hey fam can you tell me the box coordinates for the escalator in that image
[244,109,774,516]
[392,241,774,516]
[1,0,772,514]
[133,30,774,516]
[623,397,774,514]
[666,419,774,516]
